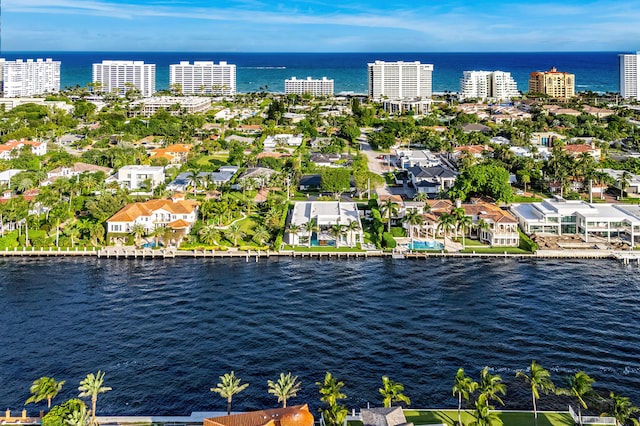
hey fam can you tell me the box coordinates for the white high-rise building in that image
[620,52,640,100]
[368,60,433,100]
[92,60,156,97]
[285,77,334,96]
[460,70,519,101]
[0,58,61,97]
[170,61,236,95]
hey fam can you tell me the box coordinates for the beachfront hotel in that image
[528,67,575,99]
[368,60,433,101]
[619,52,640,100]
[92,60,156,97]
[459,70,519,101]
[0,58,60,97]
[284,76,334,96]
[169,61,236,95]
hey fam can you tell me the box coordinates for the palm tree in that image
[556,371,596,426]
[602,391,639,426]
[452,368,478,426]
[380,199,399,232]
[303,219,318,248]
[469,393,501,426]
[131,223,146,246]
[252,225,271,246]
[210,371,249,415]
[316,372,347,426]
[225,223,245,246]
[330,223,346,248]
[379,376,410,408]
[478,367,506,407]
[403,210,424,240]
[199,224,220,246]
[619,171,632,198]
[287,223,301,246]
[437,212,456,248]
[345,220,361,247]
[150,226,164,248]
[413,191,428,202]
[267,372,301,408]
[77,371,112,426]
[516,361,555,422]
[457,214,473,248]
[65,404,90,426]
[474,219,491,243]
[316,372,346,407]
[25,377,65,409]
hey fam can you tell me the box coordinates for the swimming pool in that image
[409,240,444,250]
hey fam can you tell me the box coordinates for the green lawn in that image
[402,409,573,426]
[195,154,229,168]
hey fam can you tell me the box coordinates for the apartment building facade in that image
[368,60,433,100]
[92,60,156,97]
[528,67,575,99]
[0,58,61,97]
[169,61,236,95]
[460,70,519,101]
[284,77,334,96]
[619,52,640,100]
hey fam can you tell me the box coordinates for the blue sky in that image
[3,0,640,52]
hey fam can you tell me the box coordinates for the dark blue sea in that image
[1,52,620,94]
[2,257,640,415]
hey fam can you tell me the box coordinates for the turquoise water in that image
[408,240,444,250]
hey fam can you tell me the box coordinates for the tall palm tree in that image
[469,393,501,426]
[456,214,473,248]
[287,223,301,246]
[602,391,640,426]
[474,219,491,243]
[225,223,245,247]
[199,224,220,246]
[619,171,632,198]
[556,371,595,426]
[452,368,478,426]
[478,367,506,407]
[437,213,456,248]
[130,223,146,246]
[303,219,318,248]
[516,361,555,422]
[316,372,346,407]
[210,371,249,415]
[25,377,65,409]
[65,404,90,426]
[403,210,424,240]
[380,199,399,232]
[379,376,411,408]
[77,371,112,426]
[329,223,346,248]
[252,225,271,246]
[413,191,428,202]
[345,220,361,247]
[267,372,301,408]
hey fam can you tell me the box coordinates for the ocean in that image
[2,257,640,415]
[1,51,620,95]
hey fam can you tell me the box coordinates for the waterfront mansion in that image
[286,201,364,247]
[511,197,640,246]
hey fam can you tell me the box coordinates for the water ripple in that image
[1,258,640,414]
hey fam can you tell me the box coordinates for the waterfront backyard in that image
[402,409,573,426]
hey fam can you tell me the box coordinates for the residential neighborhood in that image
[0,78,639,257]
